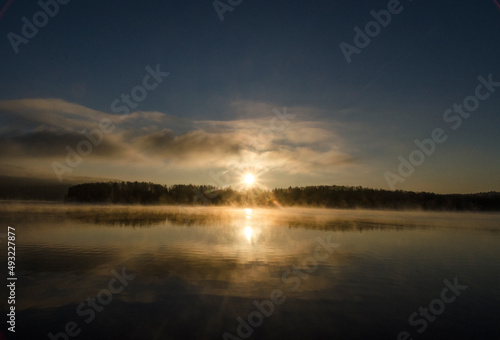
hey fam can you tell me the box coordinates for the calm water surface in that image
[0,203,499,339]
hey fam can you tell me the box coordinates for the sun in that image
[236,167,268,190]
[243,173,255,186]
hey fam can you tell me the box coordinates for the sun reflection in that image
[243,209,254,243]
[244,226,252,242]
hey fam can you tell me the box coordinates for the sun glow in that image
[232,166,268,190]
[243,173,255,186]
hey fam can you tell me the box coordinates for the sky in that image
[0,0,499,194]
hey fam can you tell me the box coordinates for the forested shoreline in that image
[64,181,500,211]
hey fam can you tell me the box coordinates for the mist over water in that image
[0,203,499,339]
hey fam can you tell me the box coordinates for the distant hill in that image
[0,175,118,201]
[0,176,72,201]
[63,181,500,211]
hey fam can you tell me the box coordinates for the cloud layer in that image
[0,98,355,184]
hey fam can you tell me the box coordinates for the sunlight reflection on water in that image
[0,203,499,339]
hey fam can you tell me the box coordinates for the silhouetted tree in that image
[64,182,500,211]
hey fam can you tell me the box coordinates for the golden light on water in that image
[244,208,253,242]
[244,226,253,242]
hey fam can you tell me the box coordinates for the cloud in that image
[132,129,243,165]
[0,129,126,159]
[0,98,356,182]
[0,98,113,131]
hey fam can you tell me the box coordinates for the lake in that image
[0,203,499,339]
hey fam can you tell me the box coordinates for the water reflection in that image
[244,226,253,243]
[0,203,499,339]
[244,208,253,243]
[2,203,498,232]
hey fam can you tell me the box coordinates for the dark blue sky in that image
[1,0,499,193]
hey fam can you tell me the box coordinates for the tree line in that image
[64,181,500,211]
